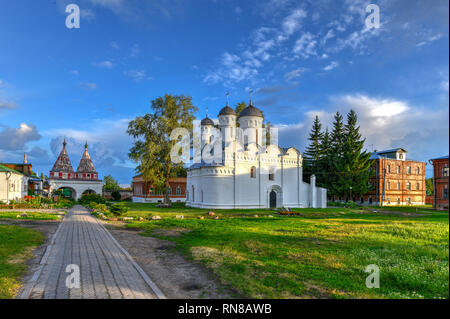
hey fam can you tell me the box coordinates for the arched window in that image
[416,167,420,175]
[406,182,411,190]
[416,182,420,190]
[386,164,391,173]
[397,182,401,190]
[269,168,275,181]
[168,187,172,195]
[250,166,256,178]
[176,186,181,195]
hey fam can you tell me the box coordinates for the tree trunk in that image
[163,179,171,205]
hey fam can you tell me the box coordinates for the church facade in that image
[186,99,327,209]
[48,139,102,200]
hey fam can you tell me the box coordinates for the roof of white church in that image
[51,139,74,173]
[200,116,215,126]
[239,103,264,118]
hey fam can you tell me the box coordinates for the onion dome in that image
[76,142,97,174]
[51,139,74,173]
[239,104,264,118]
[201,117,215,126]
[218,93,237,116]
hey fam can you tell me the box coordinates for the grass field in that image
[124,203,449,299]
[0,212,61,221]
[0,225,44,298]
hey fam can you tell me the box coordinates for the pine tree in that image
[303,116,323,182]
[317,127,331,188]
[328,112,346,197]
[342,109,373,199]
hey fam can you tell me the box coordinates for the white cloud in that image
[0,100,17,110]
[417,34,443,47]
[284,68,307,81]
[282,8,307,36]
[203,52,258,85]
[69,70,79,75]
[275,94,449,174]
[292,32,317,58]
[321,29,335,45]
[323,61,339,71]
[93,60,115,69]
[125,70,152,82]
[79,82,97,90]
[0,123,41,151]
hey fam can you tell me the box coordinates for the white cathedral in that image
[186,97,327,209]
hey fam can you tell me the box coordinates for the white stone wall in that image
[0,172,27,203]
[49,179,102,200]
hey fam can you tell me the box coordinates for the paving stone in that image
[22,205,160,299]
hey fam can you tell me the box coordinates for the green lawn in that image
[0,225,44,298]
[124,203,449,299]
[0,212,61,221]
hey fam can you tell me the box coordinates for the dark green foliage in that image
[304,110,373,199]
[102,175,121,191]
[426,178,434,195]
[303,116,323,181]
[110,203,129,216]
[127,94,197,204]
[111,190,121,201]
[79,193,105,206]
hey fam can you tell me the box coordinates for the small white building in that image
[48,140,102,200]
[186,99,327,209]
[0,164,28,203]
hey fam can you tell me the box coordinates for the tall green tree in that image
[426,178,434,195]
[303,116,324,181]
[127,94,197,204]
[340,109,373,199]
[316,127,331,187]
[327,112,346,197]
[102,175,121,191]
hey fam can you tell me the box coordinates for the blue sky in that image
[0,0,448,184]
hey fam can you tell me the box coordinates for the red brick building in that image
[360,148,426,206]
[429,155,449,210]
[131,175,186,203]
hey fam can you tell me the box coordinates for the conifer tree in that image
[317,127,331,188]
[341,109,373,199]
[303,116,323,182]
[328,112,346,197]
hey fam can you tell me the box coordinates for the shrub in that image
[111,190,121,201]
[109,203,129,216]
[92,203,108,214]
[344,200,359,209]
[79,193,105,206]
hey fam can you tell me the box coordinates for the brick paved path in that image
[19,205,165,299]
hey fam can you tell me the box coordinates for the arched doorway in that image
[267,185,282,208]
[58,187,76,200]
[270,190,277,208]
[82,189,96,195]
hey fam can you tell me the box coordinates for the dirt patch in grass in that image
[106,226,233,299]
[152,227,190,237]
